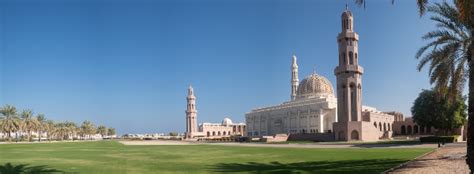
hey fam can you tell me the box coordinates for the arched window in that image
[373,122,377,128]
[379,122,382,131]
[343,53,346,64]
[207,132,210,137]
[414,125,419,134]
[218,131,221,136]
[350,83,357,121]
[228,131,231,135]
[223,131,226,135]
[383,123,387,132]
[388,123,391,131]
[349,51,354,65]
[212,131,216,136]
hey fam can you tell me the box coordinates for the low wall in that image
[287,133,335,142]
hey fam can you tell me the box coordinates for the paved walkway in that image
[388,142,469,174]
[119,140,437,148]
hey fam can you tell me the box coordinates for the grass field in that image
[0,141,432,174]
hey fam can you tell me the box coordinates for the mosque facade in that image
[245,9,409,141]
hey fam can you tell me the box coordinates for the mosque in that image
[245,9,432,141]
[185,9,466,142]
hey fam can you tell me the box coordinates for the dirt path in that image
[388,142,469,174]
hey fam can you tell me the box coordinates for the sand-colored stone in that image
[388,142,469,174]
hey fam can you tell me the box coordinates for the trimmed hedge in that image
[419,136,459,143]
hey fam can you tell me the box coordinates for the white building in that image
[185,86,246,139]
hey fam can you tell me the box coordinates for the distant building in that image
[185,86,246,139]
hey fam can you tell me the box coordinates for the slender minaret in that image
[334,8,364,123]
[291,55,299,101]
[185,85,198,139]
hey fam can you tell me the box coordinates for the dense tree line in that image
[0,105,116,142]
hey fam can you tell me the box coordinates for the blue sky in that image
[0,0,441,134]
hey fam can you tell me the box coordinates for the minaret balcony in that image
[337,32,359,41]
[334,65,364,75]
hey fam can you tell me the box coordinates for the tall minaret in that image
[185,85,198,139]
[334,8,364,123]
[291,55,299,101]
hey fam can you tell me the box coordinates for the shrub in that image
[419,136,459,143]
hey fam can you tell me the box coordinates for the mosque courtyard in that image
[0,140,434,174]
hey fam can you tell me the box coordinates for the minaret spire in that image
[185,85,198,139]
[333,8,364,141]
[291,55,299,101]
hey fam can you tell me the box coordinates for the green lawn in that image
[0,141,432,174]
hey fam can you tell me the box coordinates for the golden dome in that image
[296,73,334,99]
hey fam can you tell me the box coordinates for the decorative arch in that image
[350,82,357,121]
[407,125,412,135]
[350,130,359,140]
[349,51,354,65]
[338,131,345,141]
[401,125,406,135]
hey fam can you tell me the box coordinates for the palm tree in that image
[80,121,95,140]
[416,2,471,99]
[20,109,39,142]
[0,105,20,142]
[64,121,77,140]
[45,120,55,141]
[97,125,107,139]
[36,114,46,142]
[107,128,116,138]
[353,0,473,171]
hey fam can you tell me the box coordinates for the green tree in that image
[97,125,107,138]
[169,132,178,136]
[411,89,467,135]
[416,2,472,100]
[36,114,46,142]
[353,0,474,170]
[65,121,77,140]
[45,120,55,141]
[20,109,39,142]
[107,128,116,137]
[0,105,20,142]
[80,121,96,140]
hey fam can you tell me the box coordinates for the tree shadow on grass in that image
[0,163,64,174]
[211,159,406,174]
